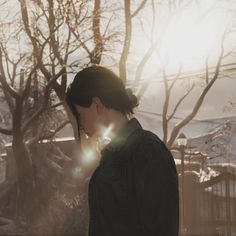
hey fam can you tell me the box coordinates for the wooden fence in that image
[182,171,236,236]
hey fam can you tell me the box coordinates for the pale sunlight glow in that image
[81,149,96,166]
[159,6,227,71]
[98,124,114,139]
[72,166,82,178]
[96,124,114,152]
[78,125,115,167]
[133,1,231,75]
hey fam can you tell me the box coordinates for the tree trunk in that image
[12,99,36,220]
[92,0,103,64]
[119,0,131,83]
[12,135,35,219]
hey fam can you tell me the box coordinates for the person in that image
[66,65,179,236]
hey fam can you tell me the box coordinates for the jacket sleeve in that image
[128,134,179,236]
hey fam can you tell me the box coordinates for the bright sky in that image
[128,0,236,120]
[1,0,236,121]
[130,0,236,74]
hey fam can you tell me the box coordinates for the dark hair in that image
[66,65,138,116]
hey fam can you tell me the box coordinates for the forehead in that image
[75,104,87,112]
[75,104,93,114]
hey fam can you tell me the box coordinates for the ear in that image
[92,97,104,115]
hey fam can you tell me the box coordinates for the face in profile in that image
[75,97,105,138]
[66,66,137,140]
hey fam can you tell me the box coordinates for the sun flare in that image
[159,6,228,71]
[133,1,231,76]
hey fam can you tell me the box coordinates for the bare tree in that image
[118,0,148,82]
[122,0,236,149]
[91,0,103,64]
[0,11,69,217]
[0,53,66,219]
[18,0,123,139]
[0,0,127,222]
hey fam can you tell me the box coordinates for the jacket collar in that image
[103,117,142,153]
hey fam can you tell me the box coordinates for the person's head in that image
[66,65,138,138]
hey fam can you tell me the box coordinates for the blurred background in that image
[0,0,236,235]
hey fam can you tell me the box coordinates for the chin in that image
[84,131,97,139]
[91,132,101,140]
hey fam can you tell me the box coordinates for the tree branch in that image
[167,32,226,147]
[48,0,64,65]
[169,65,183,91]
[28,120,70,146]
[0,50,19,99]
[91,0,103,64]
[205,57,209,85]
[131,0,148,18]
[0,127,12,135]
[21,66,38,99]
[134,38,159,82]
[168,83,195,122]
[22,68,66,133]
[119,0,131,83]
[162,68,170,144]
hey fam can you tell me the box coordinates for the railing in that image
[181,170,236,236]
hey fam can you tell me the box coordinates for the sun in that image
[159,4,229,72]
[132,1,232,77]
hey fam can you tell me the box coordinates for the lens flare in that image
[72,166,82,178]
[99,123,114,139]
[159,5,228,72]
[80,148,96,166]
[96,124,114,152]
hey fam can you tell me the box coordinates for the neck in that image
[104,110,130,138]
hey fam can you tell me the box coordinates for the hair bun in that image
[125,88,139,110]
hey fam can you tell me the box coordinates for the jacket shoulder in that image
[122,129,175,166]
[124,129,163,150]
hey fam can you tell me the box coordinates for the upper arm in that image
[127,133,179,235]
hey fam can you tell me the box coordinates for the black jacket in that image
[88,118,179,236]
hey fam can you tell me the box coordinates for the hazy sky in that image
[128,0,236,120]
[1,0,236,121]
[137,76,236,120]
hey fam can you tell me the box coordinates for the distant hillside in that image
[135,111,236,139]
[188,118,236,164]
[56,112,236,141]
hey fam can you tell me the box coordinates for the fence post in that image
[225,173,231,236]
